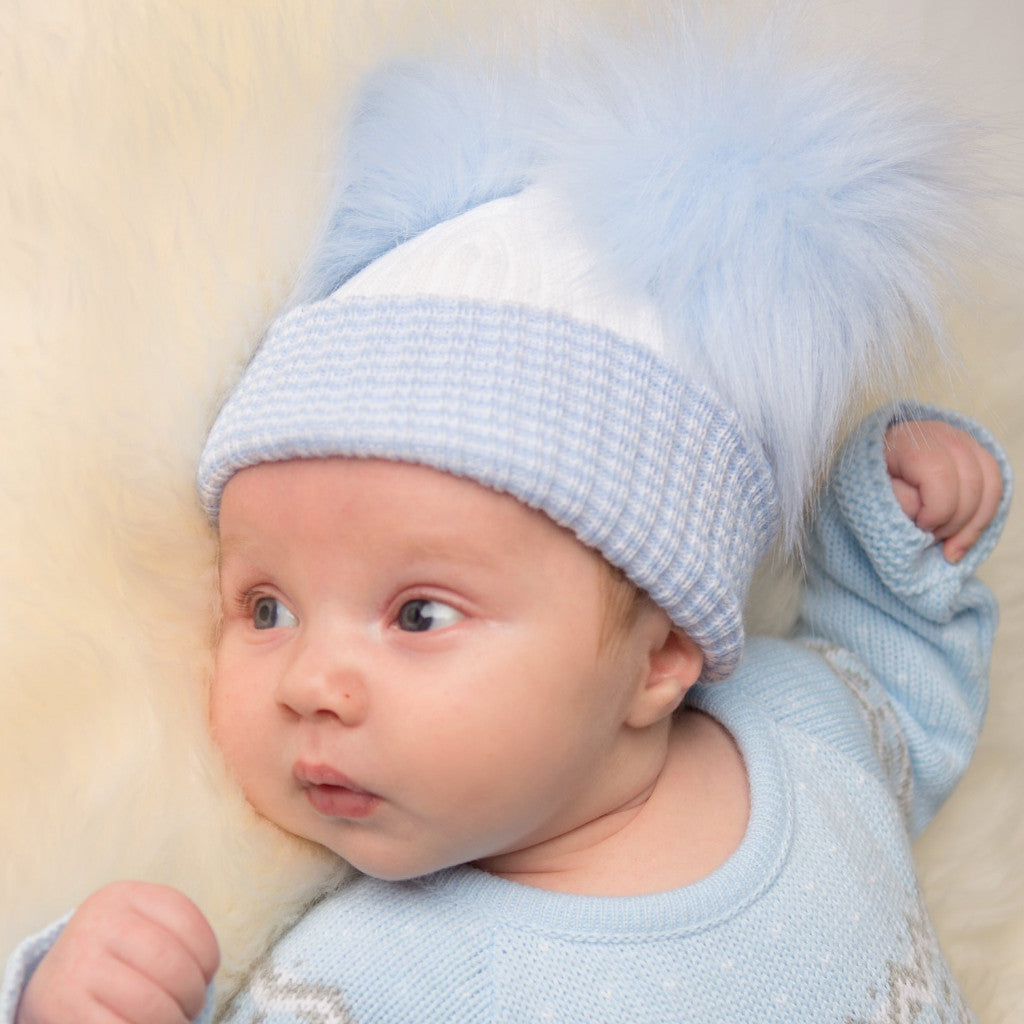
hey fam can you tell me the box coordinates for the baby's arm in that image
[885,419,1004,563]
[15,882,218,1024]
[792,404,1011,835]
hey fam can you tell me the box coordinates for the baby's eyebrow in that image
[387,534,514,574]
[215,533,263,572]
[216,525,519,576]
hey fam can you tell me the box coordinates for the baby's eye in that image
[251,596,298,631]
[396,599,464,633]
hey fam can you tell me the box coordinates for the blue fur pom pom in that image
[294,7,982,543]
[542,10,981,541]
[293,58,538,305]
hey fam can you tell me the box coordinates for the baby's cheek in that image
[207,662,247,762]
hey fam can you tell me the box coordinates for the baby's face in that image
[212,458,672,881]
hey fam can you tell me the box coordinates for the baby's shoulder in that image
[702,636,883,746]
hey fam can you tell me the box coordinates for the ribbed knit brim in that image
[197,291,778,681]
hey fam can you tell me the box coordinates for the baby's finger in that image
[106,908,213,1020]
[125,883,221,986]
[886,438,960,536]
[84,956,192,1024]
[940,444,1003,563]
[23,948,190,1024]
[889,476,922,523]
[927,439,984,542]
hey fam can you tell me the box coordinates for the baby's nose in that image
[276,638,369,727]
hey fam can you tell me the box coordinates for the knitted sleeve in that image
[792,403,1012,837]
[0,917,68,1024]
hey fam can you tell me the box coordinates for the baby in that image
[3,14,1012,1024]
[11,411,1008,1024]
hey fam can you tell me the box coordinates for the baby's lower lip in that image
[294,763,380,819]
[304,784,380,819]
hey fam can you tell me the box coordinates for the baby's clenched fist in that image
[17,881,219,1024]
[885,420,1003,563]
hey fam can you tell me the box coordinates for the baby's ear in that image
[626,625,704,730]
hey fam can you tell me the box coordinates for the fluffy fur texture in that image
[1,1,1021,1019]
[295,8,984,543]
[291,59,537,304]
[543,11,984,542]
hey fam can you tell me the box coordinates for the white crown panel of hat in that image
[341,186,673,363]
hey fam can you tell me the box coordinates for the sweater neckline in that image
[417,682,793,937]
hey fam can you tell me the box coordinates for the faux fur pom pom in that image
[291,7,984,545]
[292,59,538,306]
[542,10,984,542]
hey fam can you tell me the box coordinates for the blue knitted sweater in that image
[2,406,1011,1023]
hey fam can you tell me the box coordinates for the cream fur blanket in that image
[1,2,1021,1019]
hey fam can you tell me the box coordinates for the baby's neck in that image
[476,710,749,897]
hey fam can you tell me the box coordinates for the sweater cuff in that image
[0,915,69,1024]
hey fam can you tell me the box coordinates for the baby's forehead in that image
[218,454,602,562]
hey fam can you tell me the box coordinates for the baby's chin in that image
[305,828,473,883]
[340,851,466,883]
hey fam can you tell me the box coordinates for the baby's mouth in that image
[293,762,381,819]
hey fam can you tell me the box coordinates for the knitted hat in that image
[197,14,975,681]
